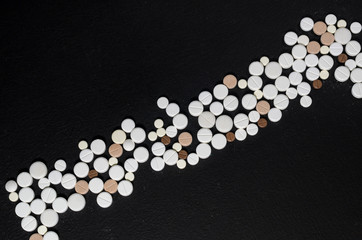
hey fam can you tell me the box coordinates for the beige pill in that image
[321,32,335,46]
[223,74,237,89]
[178,132,193,147]
[75,180,89,195]
[108,144,123,158]
[313,21,327,35]
[104,179,118,194]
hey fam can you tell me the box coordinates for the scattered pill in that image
[268,108,282,122]
[177,159,187,169]
[157,97,169,109]
[133,147,149,163]
[350,22,362,34]
[21,215,37,232]
[40,209,58,228]
[154,119,164,128]
[257,118,268,128]
[256,100,270,115]
[74,162,90,178]
[19,187,35,203]
[320,46,330,55]
[52,197,68,214]
[313,21,327,35]
[151,157,165,171]
[37,225,47,235]
[173,113,188,130]
[235,129,247,141]
[54,159,66,172]
[273,94,289,110]
[9,192,19,202]
[213,84,229,100]
[48,170,62,185]
[17,172,33,188]
[260,56,269,66]
[104,179,118,194]
[292,59,306,73]
[178,132,193,146]
[327,25,336,33]
[108,157,118,166]
[223,95,239,111]
[187,153,199,166]
[78,140,88,150]
[108,143,123,158]
[265,61,282,79]
[93,157,109,174]
[29,162,48,180]
[320,32,334,46]
[226,132,235,142]
[130,127,146,144]
[275,76,290,91]
[210,101,224,116]
[334,28,352,45]
[215,115,233,133]
[238,79,248,89]
[254,89,263,100]
[351,68,362,83]
[329,42,343,56]
[234,113,249,129]
[188,100,204,117]
[125,172,135,181]
[248,110,260,123]
[148,131,158,141]
[334,66,350,82]
[156,128,166,137]
[198,111,216,128]
[345,40,361,57]
[288,72,303,86]
[97,192,113,208]
[351,83,362,98]
[61,173,76,190]
[300,17,314,32]
[121,118,136,133]
[43,231,59,240]
[345,59,357,71]
[312,80,323,89]
[248,61,264,76]
[161,135,171,145]
[124,158,139,172]
[263,84,278,100]
[88,169,99,179]
[337,19,347,28]
[89,178,104,194]
[246,124,259,136]
[16,202,31,218]
[325,14,337,25]
[90,139,106,155]
[118,180,133,197]
[75,180,89,195]
[166,103,181,117]
[284,31,298,46]
[196,143,211,159]
[247,76,263,91]
[30,199,46,215]
[30,233,43,240]
[241,94,257,110]
[319,55,334,70]
[178,150,188,159]
[198,91,213,105]
[298,35,309,46]
[5,180,17,193]
[278,53,294,69]
[307,41,320,54]
[172,142,182,152]
[41,187,56,204]
[67,193,86,212]
[223,74,237,89]
[297,82,311,96]
[151,142,166,156]
[306,67,320,81]
[197,128,213,143]
[300,95,312,108]
[111,130,127,144]
[286,87,298,99]
[79,149,94,163]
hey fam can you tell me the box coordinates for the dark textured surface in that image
[1,1,362,239]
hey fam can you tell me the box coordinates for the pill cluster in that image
[5,14,362,240]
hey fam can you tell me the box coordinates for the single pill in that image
[74,162,90,178]
[288,71,303,86]
[325,14,337,25]
[265,62,282,79]
[172,142,182,152]
[215,115,233,133]
[165,125,177,138]
[292,59,306,73]
[30,233,43,240]
[187,153,199,166]
[334,66,350,82]
[108,143,123,158]
[226,132,235,142]
[298,35,309,46]
[313,21,327,35]
[29,162,48,180]
[268,108,282,122]
[151,142,166,156]
[263,84,278,100]
[257,118,268,128]
[275,76,290,91]
[248,61,264,76]
[307,41,320,54]
[5,180,17,193]
[351,68,362,83]
[254,90,263,99]
[247,76,263,91]
[223,95,239,111]
[197,128,213,143]
[223,74,237,89]
[166,103,180,117]
[178,150,188,159]
[104,179,118,194]
[327,25,337,34]
[320,70,329,79]
[41,187,56,204]
[124,158,139,172]
[337,19,347,28]
[54,159,66,172]
[292,44,307,59]
[133,147,149,163]
[30,199,46,215]
[188,100,204,117]
[300,95,313,108]
[284,31,298,46]
[213,84,229,100]
[260,56,270,66]
[297,82,311,96]
[334,28,352,45]
[111,130,126,144]
[173,113,188,130]
[48,170,62,185]
[157,96,169,109]
[198,111,216,128]
[75,180,89,195]
[306,67,320,81]
[16,202,31,218]
[286,87,298,99]
[320,32,334,46]
[37,225,47,235]
[345,41,361,57]
[161,135,171,145]
[210,101,224,116]
[94,157,109,173]
[278,53,294,69]
[52,197,68,214]
[17,172,33,188]
[67,193,86,212]
[248,110,260,123]
[97,192,113,208]
[130,127,146,144]
[305,54,319,67]
[108,157,118,166]
[235,129,247,141]
[356,53,362,67]
[148,131,158,141]
[196,143,212,159]
[21,215,37,232]
[273,94,289,110]
[177,159,187,169]
[61,173,76,190]
[246,124,259,136]
[79,149,94,163]
[43,231,59,240]
[178,132,193,147]
[121,118,136,133]
[329,42,343,56]
[40,209,58,228]
[350,22,362,34]
[238,79,248,89]
[118,180,133,197]
[78,140,88,150]
[300,17,314,31]
[125,172,135,181]
[312,80,323,89]
[351,83,362,98]
[198,91,213,105]
[90,139,106,155]
[320,46,330,55]
[234,113,249,129]
[89,178,104,194]
[319,55,334,70]
[151,157,165,171]
[154,119,164,128]
[156,128,166,137]
[19,187,35,203]
[241,94,257,110]
[345,59,357,71]
[256,100,270,115]
[9,192,19,202]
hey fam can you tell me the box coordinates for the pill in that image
[313,21,327,35]
[16,202,31,218]
[61,173,76,190]
[75,180,89,195]
[265,62,282,79]
[320,32,334,46]
[337,19,347,28]
[350,22,362,34]
[188,100,204,117]
[197,128,213,143]
[292,44,307,59]
[257,118,268,128]
[89,178,104,194]
[176,160,186,169]
[133,147,149,163]
[178,150,188,159]
[345,59,357,71]
[223,74,237,89]
[284,31,298,46]
[40,209,58,228]
[238,79,248,89]
[17,172,33,188]
[125,172,135,181]
[9,192,19,202]
[151,142,166,156]
[30,233,43,240]
[300,17,314,31]
[173,113,188,130]
[5,180,17,193]
[67,193,86,212]
[52,197,68,213]
[43,231,59,240]
[130,127,146,144]
[260,56,269,66]
[246,124,259,136]
[319,55,334,70]
[97,192,113,208]
[329,42,343,56]
[30,199,46,215]
[37,225,47,235]
[121,118,136,133]
[111,129,127,144]
[351,68,362,83]
[235,129,247,141]
[306,67,320,81]
[198,111,216,128]
[151,157,165,171]
[312,80,323,89]
[286,87,298,99]
[29,162,48,180]
[54,159,66,172]
[154,119,163,129]
[334,28,352,45]
[108,157,118,166]
[104,179,118,194]
[19,187,35,203]
[320,69,329,80]
[157,96,169,109]
[79,149,94,163]
[334,66,350,82]
[300,95,313,108]
[117,180,133,197]
[292,59,306,73]
[187,153,199,166]
[305,54,319,67]
[41,187,56,204]
[156,128,166,137]
[148,131,158,141]
[254,90,263,99]
[297,82,311,96]
[321,45,330,55]
[256,100,270,115]
[172,142,182,152]
[165,125,177,138]
[161,135,171,145]
[21,215,37,232]
[273,94,289,110]
[233,113,249,129]
[327,25,336,33]
[165,102,180,117]
[108,143,123,158]
[241,94,257,110]
[356,53,362,67]
[278,53,294,69]
[248,61,264,76]
[178,132,193,146]
[275,76,290,91]
[268,108,282,122]
[226,132,235,142]
[325,14,337,25]
[124,158,139,172]
[48,170,62,185]
[288,72,303,86]
[248,110,260,123]
[74,162,90,178]
[263,84,278,100]
[78,140,88,150]
[345,40,361,57]
[210,101,224,116]
[223,95,239,111]
[247,76,263,91]
[196,143,212,159]
[215,115,233,133]
[198,91,213,105]
[90,139,106,155]
[351,83,362,98]
[213,84,228,100]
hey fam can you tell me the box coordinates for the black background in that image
[1,1,362,239]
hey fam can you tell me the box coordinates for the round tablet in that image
[223,74,237,89]
[292,44,307,59]
[75,180,89,195]
[37,225,47,235]
[307,41,320,54]
[130,127,146,144]
[187,153,199,166]
[334,28,352,45]
[248,61,264,76]
[78,140,88,150]
[297,82,311,96]
[30,233,43,240]
[351,83,362,98]
[172,142,182,152]
[121,118,135,133]
[318,55,334,70]
[79,149,94,163]
[210,101,224,116]
[345,41,361,57]
[173,113,188,130]
[198,111,216,128]
[163,149,178,166]
[350,22,362,34]
[150,157,165,171]
[88,178,103,194]
[43,231,59,240]
[17,172,33,188]
[154,119,164,129]
[97,192,113,208]
[325,14,337,25]
[93,157,109,174]
[188,100,204,117]
[198,91,213,105]
[300,95,312,108]
[275,76,290,91]
[123,139,135,152]
[29,162,48,180]
[147,131,157,142]
[345,59,357,71]
[329,42,343,56]
[54,159,67,172]
[292,59,306,73]
[157,96,169,109]
[61,173,76,190]
[118,180,133,197]
[103,179,118,194]
[178,132,193,146]
[320,70,329,80]
[108,144,123,158]
[263,84,278,99]
[268,108,282,122]
[273,94,289,110]
[313,21,327,35]
[52,197,68,213]
[196,143,212,159]
[211,134,227,150]
[234,113,249,129]
[319,45,329,55]
[351,68,362,83]
[289,71,303,86]
[306,67,320,81]
[74,162,89,178]
[197,128,213,143]
[260,56,269,66]
[338,19,347,28]
[265,62,282,79]
[247,76,263,91]
[67,193,86,212]
[111,130,127,144]
[213,84,228,100]
[9,192,19,202]
[256,100,270,115]
[334,66,350,82]
[284,31,298,46]
[16,202,31,218]
[246,124,258,136]
[238,79,248,89]
[40,209,58,228]
[48,170,62,185]
[248,111,260,123]
[30,199,46,215]
[133,146,149,163]
[298,35,309,46]
[223,95,239,111]
[327,25,337,34]
[156,128,166,137]
[166,103,180,117]
[286,87,298,99]
[125,172,135,181]
[305,54,319,67]
[21,215,37,232]
[278,53,294,69]
[356,53,362,67]
[90,139,106,155]
[235,129,247,141]
[41,187,56,204]
[215,115,233,133]
[241,94,257,110]
[124,158,139,172]
[321,32,335,46]
[151,142,166,157]
[300,17,314,32]
[5,180,17,193]
[254,90,263,99]
[19,187,35,203]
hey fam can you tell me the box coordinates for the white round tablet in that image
[278,53,294,69]
[325,14,337,25]
[329,42,343,56]
[48,170,62,185]
[196,143,212,159]
[97,192,113,208]
[133,147,149,163]
[306,67,320,81]
[254,90,263,100]
[248,61,264,76]
[351,83,362,98]
[284,31,298,46]
[263,84,278,100]
[67,193,86,212]
[286,87,298,100]
[121,118,136,133]
[318,55,334,70]
[21,215,37,232]
[265,62,282,79]
[156,127,166,138]
[241,94,257,110]
[211,134,227,150]
[197,128,213,143]
[334,66,350,82]
[30,199,46,215]
[5,180,17,193]
[109,165,125,181]
[37,225,47,235]
[163,149,178,166]
[166,125,178,138]
[345,40,361,57]
[89,178,104,194]
[300,17,314,31]
[74,162,90,178]
[297,82,311,96]
[246,124,259,136]
[90,139,106,155]
[173,113,188,130]
[248,110,260,123]
[52,197,68,213]
[151,142,166,157]
[188,100,204,117]
[43,231,59,240]
[61,173,76,190]
[345,59,357,71]
[124,158,139,172]
[198,111,216,128]
[327,25,337,34]
[19,187,35,203]
[29,161,48,180]
[9,192,19,202]
[210,101,224,116]
[275,76,290,91]
[213,84,228,100]
[15,202,31,218]
[350,22,362,34]
[234,113,249,129]
[292,44,307,59]
[118,180,133,197]
[41,187,56,204]
[93,157,109,173]
[268,108,282,122]
[351,68,362,83]
[38,178,50,190]
[289,71,302,86]
[166,103,180,117]
[187,153,199,166]
[247,76,263,91]
[40,209,58,228]
[157,96,169,109]
[223,95,239,111]
[79,149,94,163]
[17,172,33,188]
[334,28,352,45]
[292,59,306,73]
[215,115,233,133]
[238,79,248,89]
[298,35,309,46]
[130,127,146,144]
[123,139,135,151]
[273,94,289,110]
[300,95,312,108]
[150,157,165,171]
[112,129,127,144]
[235,129,247,141]
[54,159,67,172]
[198,91,213,105]
[305,54,319,67]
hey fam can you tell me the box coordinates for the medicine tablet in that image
[265,62,282,79]
[67,193,86,212]
[133,146,149,163]
[17,172,33,188]
[173,113,188,130]
[197,128,213,143]
[109,157,118,166]
[154,119,164,129]
[241,94,257,110]
[327,25,336,34]
[292,44,307,59]
[305,54,319,67]
[298,35,309,46]
[260,56,269,66]
[223,74,237,89]
[248,110,260,123]
[78,140,88,150]
[121,118,136,133]
[198,111,216,128]
[43,231,59,240]
[300,95,312,108]
[97,192,113,208]
[345,59,357,71]
[300,17,314,31]
[350,22,362,34]
[5,180,17,193]
[351,68,362,83]
[150,157,165,171]
[118,180,133,197]
[196,143,212,159]
[41,187,56,204]
[273,94,289,110]
[188,100,204,117]
[210,101,224,116]
[235,129,247,141]
[297,82,311,96]
[125,172,135,181]
[356,53,362,67]
[15,202,31,218]
[238,79,248,89]
[124,158,139,172]
[215,115,233,133]
[37,225,47,235]
[54,159,67,172]
[157,96,169,109]
[292,59,306,73]
[187,153,199,166]
[9,192,19,202]
[109,165,125,181]
[254,90,263,99]
[334,66,350,82]
[318,55,334,70]
[278,53,294,69]
[79,149,94,163]
[151,142,165,157]
[166,102,180,117]
[288,71,302,86]
[268,108,282,122]
[325,14,337,25]
[337,19,347,28]
[93,157,109,174]
[286,87,298,99]
[211,133,227,150]
[248,61,264,76]
[198,91,213,105]
[263,84,278,100]
[40,209,59,228]
[90,139,106,155]
[247,76,263,91]
[351,83,362,98]
[313,21,327,35]
[163,149,178,166]
[320,70,329,80]
[345,40,361,57]
[19,187,35,203]
[233,113,249,129]
[89,178,104,194]
[334,28,352,45]
[284,31,298,46]
[246,124,259,136]
[30,199,46,215]
[306,67,320,81]
[166,125,178,138]
[176,159,187,169]
[48,170,62,185]
[223,95,239,111]
[29,161,48,180]
[130,127,146,144]
[52,197,68,213]
[275,76,290,91]
[74,162,90,178]
[213,84,228,100]
[21,215,37,232]
[123,139,135,152]
[111,130,127,144]
[156,128,166,137]
[329,42,343,56]
[61,173,76,190]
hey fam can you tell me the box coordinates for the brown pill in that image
[178,132,192,147]
[223,74,237,89]
[313,21,327,35]
[307,41,321,54]
[256,100,270,115]
[104,179,118,194]
[257,118,268,128]
[178,150,188,159]
[338,53,348,63]
[108,143,123,158]
[161,135,171,145]
[75,180,89,195]
[226,132,235,142]
[29,233,43,240]
[88,169,98,179]
[312,80,323,89]
[320,32,335,46]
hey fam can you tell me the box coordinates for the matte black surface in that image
[1,1,362,239]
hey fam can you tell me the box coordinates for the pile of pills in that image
[5,14,362,240]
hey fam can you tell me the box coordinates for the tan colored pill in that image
[320,32,334,46]
[108,143,123,158]
[104,179,118,194]
[223,74,237,89]
[75,180,89,195]
[307,41,321,54]
[313,21,327,35]
[178,150,188,159]
[29,233,43,240]
[161,135,171,145]
[256,100,270,115]
[178,132,192,147]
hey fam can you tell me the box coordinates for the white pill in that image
[17,172,33,188]
[94,157,109,174]
[325,14,337,25]
[329,42,343,56]
[109,157,118,166]
[79,149,94,163]
[263,84,278,100]
[334,28,352,45]
[213,84,228,100]
[248,110,260,123]
[74,162,89,178]
[121,118,135,133]
[52,197,68,213]
[9,192,19,202]
[130,127,146,144]
[322,46,330,54]
[306,67,320,81]
[123,139,135,152]
[268,108,282,122]
[211,133,227,150]
[351,68,362,83]
[40,209,58,228]
[19,187,35,203]
[320,70,329,80]
[318,55,334,70]
[233,113,249,129]
[41,187,56,204]
[5,180,17,193]
[254,90,263,99]
[248,61,264,76]
[37,225,47,235]
[345,59,357,71]
[345,40,361,57]
[300,17,314,31]
[177,159,187,169]
[187,153,199,166]
[196,143,212,159]
[78,140,88,150]
[356,53,362,67]
[48,170,62,185]
[151,142,166,157]
[89,178,104,194]
[278,53,294,69]
[21,215,37,232]
[29,161,48,180]
[30,199,46,215]
[265,62,282,79]
[118,180,133,197]
[275,76,290,91]
[198,91,213,105]
[297,82,311,96]
[125,172,135,181]
[298,35,309,46]
[292,59,306,73]
[188,100,204,117]
[292,44,307,59]
[247,76,263,91]
[223,95,239,111]
[157,96,169,109]
[334,66,350,82]
[163,149,178,166]
[327,25,337,33]
[165,103,180,117]
[133,147,149,163]
[197,128,213,143]
[43,231,59,240]
[54,159,67,172]
[156,128,165,137]
[112,129,127,144]
[166,125,178,138]
[198,111,216,128]
[67,193,86,212]
[288,72,303,86]
[260,56,269,66]
[305,54,319,67]
[38,178,50,190]
[215,115,233,133]
[286,87,298,100]
[238,79,248,89]
[16,202,31,218]
[350,22,362,34]
[61,173,76,190]
[351,83,362,98]
[300,95,312,108]
[284,31,298,46]
[273,94,289,110]
[124,158,139,172]
[235,129,247,141]
[210,101,224,116]
[241,94,257,110]
[150,157,165,171]
[90,139,106,155]
[246,124,259,136]
[97,192,113,208]
[173,113,188,130]
[109,165,125,181]
[337,19,347,28]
